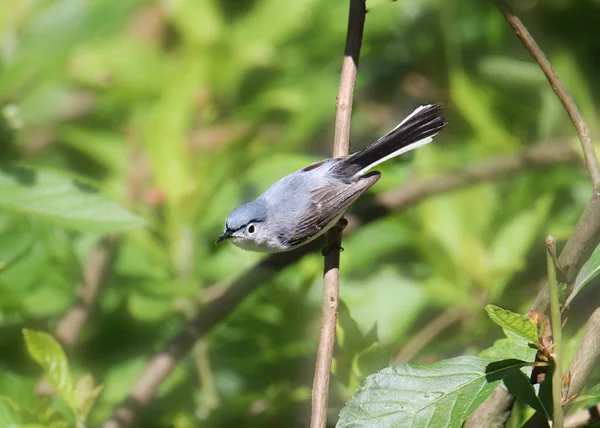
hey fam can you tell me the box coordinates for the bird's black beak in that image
[216,230,232,244]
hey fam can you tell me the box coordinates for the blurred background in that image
[1,0,600,426]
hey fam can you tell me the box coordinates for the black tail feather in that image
[339,104,447,176]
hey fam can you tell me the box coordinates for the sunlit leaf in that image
[337,356,527,428]
[0,166,144,233]
[22,329,77,416]
[478,337,536,384]
[570,382,600,408]
[479,338,537,363]
[485,305,538,345]
[565,241,600,306]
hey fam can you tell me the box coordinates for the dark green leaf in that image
[337,356,527,428]
[485,305,538,345]
[0,166,144,233]
[0,214,33,268]
[502,370,550,419]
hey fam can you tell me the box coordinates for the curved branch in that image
[490,0,600,190]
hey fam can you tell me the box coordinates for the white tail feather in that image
[357,136,433,175]
[397,104,431,128]
[356,104,439,175]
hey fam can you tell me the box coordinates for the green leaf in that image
[570,382,600,408]
[557,283,567,305]
[565,241,600,307]
[479,338,537,363]
[22,329,77,416]
[337,356,527,428]
[0,165,144,233]
[485,305,538,345]
[479,338,537,395]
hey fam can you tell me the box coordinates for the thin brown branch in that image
[55,236,118,347]
[491,0,600,190]
[393,307,464,364]
[37,236,118,396]
[103,141,577,427]
[547,235,564,428]
[332,0,364,157]
[311,1,365,427]
[312,224,345,428]
[565,307,600,408]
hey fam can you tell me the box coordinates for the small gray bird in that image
[216,104,447,252]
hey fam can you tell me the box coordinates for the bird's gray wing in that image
[286,173,380,247]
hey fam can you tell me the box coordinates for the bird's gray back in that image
[258,159,339,231]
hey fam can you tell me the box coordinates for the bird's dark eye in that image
[247,224,256,234]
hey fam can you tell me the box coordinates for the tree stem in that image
[547,235,564,428]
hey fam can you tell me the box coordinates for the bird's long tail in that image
[344,104,447,176]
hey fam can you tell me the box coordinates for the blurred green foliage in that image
[1,0,600,426]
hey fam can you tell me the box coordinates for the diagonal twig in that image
[490,0,600,190]
[103,141,578,427]
[311,1,366,426]
[546,236,564,427]
[565,307,600,411]
[55,236,118,347]
[36,236,118,396]
[393,307,465,365]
